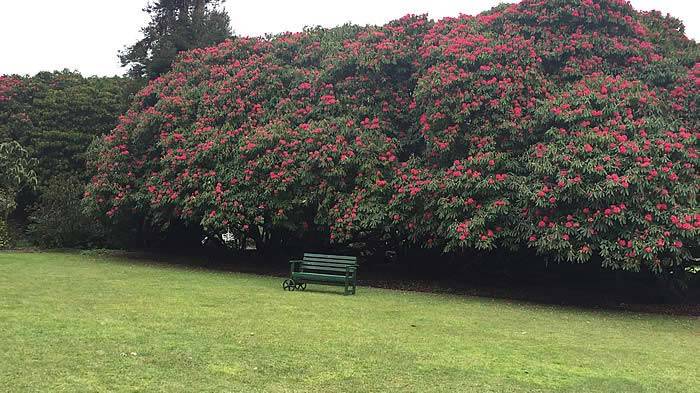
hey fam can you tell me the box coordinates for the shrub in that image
[27,176,106,248]
[85,0,699,272]
[0,71,132,248]
[0,141,36,248]
[0,71,130,181]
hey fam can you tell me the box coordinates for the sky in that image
[0,0,698,77]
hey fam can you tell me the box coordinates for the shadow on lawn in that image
[56,248,700,317]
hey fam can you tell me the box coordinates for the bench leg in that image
[344,282,356,295]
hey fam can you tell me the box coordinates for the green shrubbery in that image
[0,71,131,248]
[26,176,106,248]
[0,141,36,248]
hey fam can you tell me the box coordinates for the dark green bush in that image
[27,176,105,248]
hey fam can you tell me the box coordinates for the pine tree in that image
[120,0,232,80]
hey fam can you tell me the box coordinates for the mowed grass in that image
[0,252,698,393]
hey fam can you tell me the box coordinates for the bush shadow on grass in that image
[57,248,700,316]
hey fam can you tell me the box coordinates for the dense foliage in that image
[26,176,106,248]
[0,141,36,247]
[0,71,131,182]
[0,71,131,247]
[86,0,699,272]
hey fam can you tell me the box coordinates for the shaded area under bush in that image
[71,247,700,315]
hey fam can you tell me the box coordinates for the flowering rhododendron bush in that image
[86,0,698,272]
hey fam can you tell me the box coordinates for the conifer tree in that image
[120,0,232,80]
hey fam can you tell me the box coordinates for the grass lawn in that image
[1,252,698,392]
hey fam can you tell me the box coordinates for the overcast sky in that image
[1,0,698,77]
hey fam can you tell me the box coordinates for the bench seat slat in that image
[292,272,348,283]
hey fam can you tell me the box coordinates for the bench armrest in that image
[289,260,303,275]
[345,265,358,277]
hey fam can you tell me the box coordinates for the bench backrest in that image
[300,253,357,274]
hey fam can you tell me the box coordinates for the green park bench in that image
[283,253,358,295]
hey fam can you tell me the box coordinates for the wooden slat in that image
[301,264,352,271]
[304,253,356,261]
[303,255,354,260]
[302,257,351,262]
[301,258,356,266]
[292,272,347,285]
[301,266,345,274]
[301,261,348,267]
[294,272,347,280]
[302,257,356,264]
[304,253,356,259]
[302,259,354,265]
